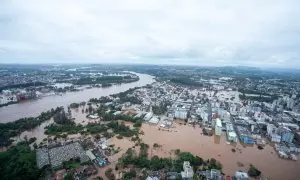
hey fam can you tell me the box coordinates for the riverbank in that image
[0,72,155,123]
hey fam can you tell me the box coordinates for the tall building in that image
[277,126,294,144]
[226,123,238,143]
[207,102,212,122]
[215,118,222,136]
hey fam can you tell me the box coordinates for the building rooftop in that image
[36,148,50,169]
[216,118,222,127]
[49,142,89,168]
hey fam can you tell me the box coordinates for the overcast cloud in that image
[0,0,300,67]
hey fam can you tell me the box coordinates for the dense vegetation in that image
[0,107,63,147]
[45,116,138,137]
[123,169,137,179]
[75,75,138,85]
[102,83,112,87]
[45,123,84,135]
[69,103,80,109]
[120,147,222,172]
[86,123,107,134]
[105,168,115,180]
[170,77,202,87]
[111,87,142,104]
[238,89,271,96]
[119,95,142,104]
[0,142,45,180]
[107,121,137,137]
[96,109,143,123]
[89,97,113,104]
[152,103,169,115]
[239,93,277,103]
[0,101,18,108]
[0,82,46,92]
[53,108,73,125]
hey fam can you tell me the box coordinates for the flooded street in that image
[2,71,299,180]
[11,108,300,179]
[93,136,135,180]
[0,73,154,123]
[15,118,54,144]
[138,123,300,180]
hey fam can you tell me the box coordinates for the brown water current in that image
[0,73,154,123]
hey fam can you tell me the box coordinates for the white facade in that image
[234,171,249,180]
[201,111,208,122]
[271,134,281,143]
[144,112,153,121]
[267,124,276,136]
[149,116,160,124]
[228,132,238,142]
[86,150,96,160]
[226,123,238,142]
[175,109,188,119]
[215,119,222,136]
[181,161,194,179]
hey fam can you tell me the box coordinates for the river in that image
[0,73,155,123]
[3,72,299,179]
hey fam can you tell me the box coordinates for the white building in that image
[228,132,238,142]
[175,109,188,119]
[149,116,160,124]
[146,177,159,180]
[271,134,281,143]
[144,112,153,121]
[215,118,222,136]
[86,150,96,160]
[234,171,249,180]
[267,124,276,136]
[226,123,238,142]
[181,161,194,179]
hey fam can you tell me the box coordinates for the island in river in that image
[0,72,155,123]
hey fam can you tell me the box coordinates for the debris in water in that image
[237,161,244,167]
[257,145,264,150]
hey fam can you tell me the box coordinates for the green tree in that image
[248,164,261,177]
[123,169,136,179]
[0,142,41,179]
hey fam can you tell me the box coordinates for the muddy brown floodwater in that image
[93,136,136,180]
[12,109,100,144]
[0,73,155,123]
[136,123,300,180]
[11,108,300,180]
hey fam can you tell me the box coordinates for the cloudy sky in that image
[0,0,299,68]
